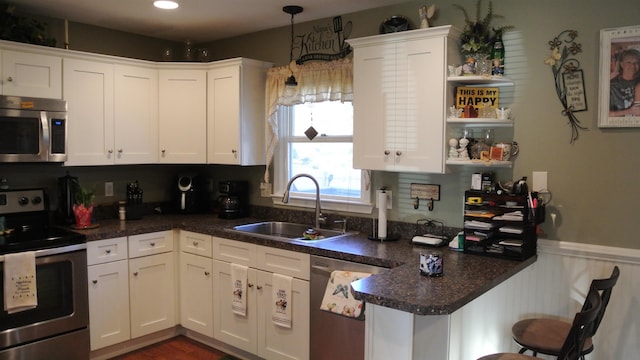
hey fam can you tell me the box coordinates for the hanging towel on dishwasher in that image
[3,251,38,314]
[271,273,293,328]
[230,263,248,316]
[320,270,371,318]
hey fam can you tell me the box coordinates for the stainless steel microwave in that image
[0,95,67,162]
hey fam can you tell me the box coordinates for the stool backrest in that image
[559,288,602,360]
[582,265,620,334]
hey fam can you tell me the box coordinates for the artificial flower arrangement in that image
[453,0,513,56]
[73,184,95,228]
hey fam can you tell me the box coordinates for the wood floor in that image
[109,336,234,360]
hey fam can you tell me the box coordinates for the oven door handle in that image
[0,243,86,262]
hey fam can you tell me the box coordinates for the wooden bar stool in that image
[511,266,619,359]
[478,288,602,360]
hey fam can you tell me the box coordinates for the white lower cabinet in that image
[128,231,176,339]
[87,237,130,351]
[212,237,310,360]
[179,231,214,337]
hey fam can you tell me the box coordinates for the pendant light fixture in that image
[283,5,303,88]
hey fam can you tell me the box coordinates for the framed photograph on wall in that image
[598,25,640,128]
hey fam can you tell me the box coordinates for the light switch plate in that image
[105,182,114,197]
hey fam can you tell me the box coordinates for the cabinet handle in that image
[108,149,114,154]
[118,149,123,153]
[6,77,12,82]
[247,283,254,288]
[150,242,155,247]
[92,280,97,284]
[204,271,210,276]
[384,150,390,155]
[133,272,138,276]
[257,285,263,290]
[396,151,402,156]
[192,241,198,246]
[105,249,111,254]
[161,149,166,154]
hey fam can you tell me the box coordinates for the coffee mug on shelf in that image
[494,141,519,161]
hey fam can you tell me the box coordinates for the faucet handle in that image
[333,218,347,233]
[318,213,328,225]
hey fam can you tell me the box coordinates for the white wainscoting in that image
[459,239,640,360]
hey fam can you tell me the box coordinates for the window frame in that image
[272,104,373,214]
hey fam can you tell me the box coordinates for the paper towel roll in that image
[378,190,387,239]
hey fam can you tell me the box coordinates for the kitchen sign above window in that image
[295,16,353,64]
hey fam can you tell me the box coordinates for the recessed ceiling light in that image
[154,1,179,10]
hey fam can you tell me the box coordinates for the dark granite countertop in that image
[73,213,535,316]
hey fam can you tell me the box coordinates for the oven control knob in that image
[32,196,42,205]
[18,196,29,206]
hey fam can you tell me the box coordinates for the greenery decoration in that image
[544,30,586,144]
[0,3,56,46]
[453,0,513,55]
[74,184,95,207]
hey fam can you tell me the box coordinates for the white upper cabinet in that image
[64,58,115,166]
[207,58,271,165]
[0,48,62,99]
[158,68,207,163]
[114,64,159,164]
[349,26,459,173]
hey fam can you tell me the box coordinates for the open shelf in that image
[447,75,514,86]
[446,159,512,168]
[446,117,513,127]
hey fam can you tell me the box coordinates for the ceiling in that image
[15,0,410,44]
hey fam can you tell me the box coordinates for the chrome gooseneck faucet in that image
[282,173,325,230]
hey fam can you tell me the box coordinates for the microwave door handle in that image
[40,111,50,159]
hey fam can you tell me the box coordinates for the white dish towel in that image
[3,251,38,314]
[271,273,292,328]
[230,263,248,316]
[320,270,371,318]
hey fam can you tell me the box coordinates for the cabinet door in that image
[179,252,213,337]
[1,49,62,98]
[207,65,241,164]
[158,69,207,163]
[88,259,130,350]
[212,260,257,353]
[63,58,115,165]
[129,252,176,338]
[114,64,158,164]
[256,270,310,360]
[394,37,445,173]
[352,44,395,171]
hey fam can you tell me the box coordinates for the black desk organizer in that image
[463,190,543,261]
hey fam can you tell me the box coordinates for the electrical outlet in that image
[260,182,271,197]
[105,182,114,197]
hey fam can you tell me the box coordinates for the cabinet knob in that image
[396,151,402,156]
[247,283,254,288]
[192,241,198,246]
[6,77,12,82]
[257,285,263,290]
[150,242,155,247]
[92,280,98,284]
[133,272,138,276]
[231,149,237,156]
[108,149,114,154]
[204,271,210,276]
[105,249,111,254]
[384,150,390,155]
[161,149,166,154]
[118,149,123,153]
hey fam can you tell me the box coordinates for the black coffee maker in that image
[176,175,207,214]
[218,181,248,219]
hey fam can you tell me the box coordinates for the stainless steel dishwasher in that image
[310,255,384,360]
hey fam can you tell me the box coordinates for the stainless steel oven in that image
[0,95,67,162]
[0,188,88,359]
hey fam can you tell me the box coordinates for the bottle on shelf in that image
[491,33,505,76]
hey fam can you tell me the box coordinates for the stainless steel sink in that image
[227,221,354,243]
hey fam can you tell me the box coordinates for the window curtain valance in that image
[264,58,353,184]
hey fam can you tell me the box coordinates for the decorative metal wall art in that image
[544,30,587,144]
